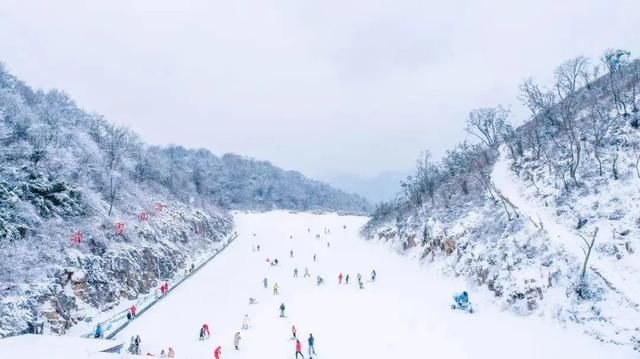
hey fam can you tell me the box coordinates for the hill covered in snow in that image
[362,50,640,350]
[0,65,368,338]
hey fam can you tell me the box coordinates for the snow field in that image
[111,211,634,358]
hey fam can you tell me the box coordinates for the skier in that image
[200,323,210,340]
[293,268,299,278]
[214,346,222,359]
[167,347,175,358]
[358,278,364,289]
[128,335,141,355]
[94,323,103,338]
[257,244,261,251]
[308,334,316,356]
[242,314,250,330]
[249,297,257,305]
[273,282,279,295]
[371,269,377,282]
[263,277,268,289]
[338,272,343,284]
[234,332,241,350]
[290,250,294,258]
[304,267,311,278]
[313,254,316,262]
[295,339,305,358]
[316,275,324,285]
[291,325,297,339]
[279,303,286,317]
[345,274,350,284]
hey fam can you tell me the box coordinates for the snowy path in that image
[491,151,640,305]
[491,151,583,258]
[108,211,633,359]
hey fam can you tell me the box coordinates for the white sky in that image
[1,0,638,177]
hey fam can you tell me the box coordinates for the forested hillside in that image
[0,65,367,337]
[363,50,640,350]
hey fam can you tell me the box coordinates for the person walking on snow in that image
[293,268,299,278]
[234,332,241,350]
[304,267,310,278]
[167,347,175,358]
[214,346,222,359]
[242,314,250,330]
[345,274,350,284]
[308,334,316,356]
[371,269,377,282]
[290,250,294,258]
[313,254,316,262]
[273,282,279,295]
[200,323,210,340]
[338,273,343,284]
[291,325,297,339]
[94,323,103,338]
[263,277,268,289]
[295,339,305,358]
[129,305,137,319]
[280,303,286,317]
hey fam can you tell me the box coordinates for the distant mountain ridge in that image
[326,171,408,204]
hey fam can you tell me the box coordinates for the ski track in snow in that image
[1,211,635,358]
[491,151,639,306]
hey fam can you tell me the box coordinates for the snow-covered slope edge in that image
[361,52,640,351]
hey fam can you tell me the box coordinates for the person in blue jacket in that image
[307,333,316,356]
[94,323,103,338]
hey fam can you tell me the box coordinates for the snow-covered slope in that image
[360,53,640,351]
[0,65,367,338]
[2,211,634,358]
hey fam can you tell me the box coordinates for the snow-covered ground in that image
[1,211,635,358]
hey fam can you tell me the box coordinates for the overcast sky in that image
[1,1,638,178]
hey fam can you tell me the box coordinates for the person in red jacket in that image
[295,339,304,358]
[130,305,137,317]
[338,272,343,284]
[214,345,222,359]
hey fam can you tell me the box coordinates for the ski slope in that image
[104,211,633,358]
